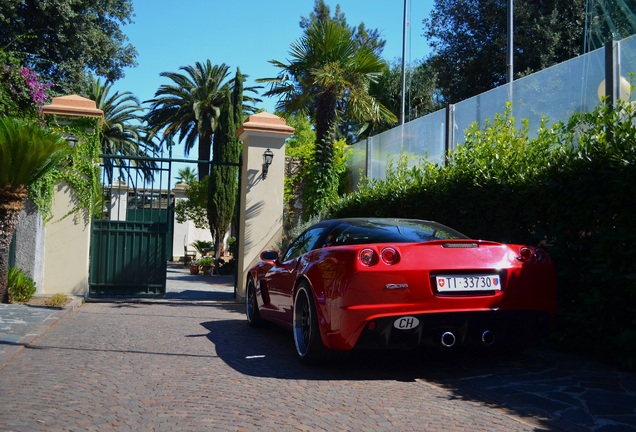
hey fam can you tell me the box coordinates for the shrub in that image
[191,240,214,255]
[45,293,68,307]
[8,267,37,303]
[329,100,636,368]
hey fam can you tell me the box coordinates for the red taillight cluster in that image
[359,248,377,266]
[359,247,400,266]
[517,247,549,264]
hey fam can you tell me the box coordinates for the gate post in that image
[236,113,294,300]
[38,95,102,297]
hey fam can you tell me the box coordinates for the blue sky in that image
[114,0,435,121]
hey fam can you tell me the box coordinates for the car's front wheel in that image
[246,278,261,327]
[293,282,328,364]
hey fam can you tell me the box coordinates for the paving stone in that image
[0,265,634,431]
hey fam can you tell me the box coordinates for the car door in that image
[266,226,327,324]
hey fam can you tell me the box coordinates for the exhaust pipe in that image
[481,330,495,346]
[440,331,456,348]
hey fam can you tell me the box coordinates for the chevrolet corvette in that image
[246,218,557,364]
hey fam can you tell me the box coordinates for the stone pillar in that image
[235,112,294,300]
[36,95,103,297]
[109,180,128,221]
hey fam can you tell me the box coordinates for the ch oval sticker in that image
[393,316,420,330]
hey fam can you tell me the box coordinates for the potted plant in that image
[197,257,214,275]
[188,260,201,275]
[191,240,214,257]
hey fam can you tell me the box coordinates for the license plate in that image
[436,274,501,292]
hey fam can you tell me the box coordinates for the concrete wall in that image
[13,200,45,291]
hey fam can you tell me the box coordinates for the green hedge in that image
[329,102,636,369]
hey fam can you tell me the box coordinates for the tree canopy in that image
[145,61,233,180]
[85,77,156,184]
[423,0,586,104]
[299,0,386,56]
[0,0,137,94]
[261,20,395,217]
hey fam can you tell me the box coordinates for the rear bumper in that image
[354,310,552,350]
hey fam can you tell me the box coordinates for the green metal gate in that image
[89,155,173,297]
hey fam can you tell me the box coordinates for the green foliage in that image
[0,49,52,119]
[44,293,68,307]
[0,117,71,188]
[330,100,636,368]
[196,257,214,267]
[227,236,237,256]
[29,116,102,222]
[368,60,438,134]
[191,240,213,255]
[145,61,233,180]
[424,0,586,103]
[0,0,138,94]
[282,113,315,225]
[175,177,209,230]
[208,83,239,257]
[260,13,396,221]
[282,111,351,224]
[7,266,36,303]
[299,0,386,56]
[84,77,156,184]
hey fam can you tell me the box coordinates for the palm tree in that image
[0,117,71,303]
[259,20,396,213]
[175,166,197,185]
[145,61,232,181]
[85,78,157,184]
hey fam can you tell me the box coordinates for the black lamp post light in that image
[262,148,274,180]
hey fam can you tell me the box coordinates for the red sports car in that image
[246,218,557,364]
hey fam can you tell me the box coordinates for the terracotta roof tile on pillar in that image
[42,95,104,120]
[236,112,294,137]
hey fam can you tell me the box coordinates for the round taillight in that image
[381,247,399,265]
[359,248,377,266]
[517,247,535,263]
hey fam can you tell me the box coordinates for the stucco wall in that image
[236,113,293,299]
[42,183,91,296]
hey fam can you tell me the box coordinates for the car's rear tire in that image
[293,282,329,364]
[246,278,262,327]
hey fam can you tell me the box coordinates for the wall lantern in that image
[65,133,78,147]
[65,133,78,165]
[262,148,274,180]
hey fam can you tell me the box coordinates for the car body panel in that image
[247,218,557,353]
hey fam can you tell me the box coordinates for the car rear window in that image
[329,219,467,246]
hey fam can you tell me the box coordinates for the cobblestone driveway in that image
[0,301,634,431]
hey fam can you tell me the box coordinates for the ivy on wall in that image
[28,115,101,223]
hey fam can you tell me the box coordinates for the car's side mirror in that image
[260,250,279,261]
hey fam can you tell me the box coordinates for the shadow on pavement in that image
[202,315,636,431]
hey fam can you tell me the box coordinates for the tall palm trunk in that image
[197,128,212,181]
[308,92,339,216]
[0,185,28,303]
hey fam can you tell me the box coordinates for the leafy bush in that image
[197,257,214,267]
[45,293,68,307]
[227,236,237,256]
[8,267,37,303]
[329,100,636,368]
[191,240,213,255]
